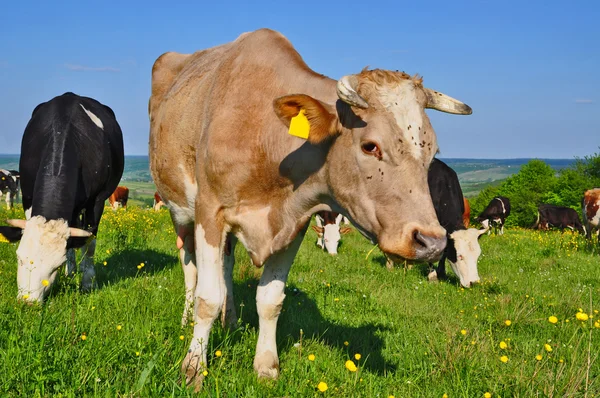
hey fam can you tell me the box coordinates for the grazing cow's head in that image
[312,213,352,255]
[1,216,91,302]
[275,69,472,262]
[448,228,487,288]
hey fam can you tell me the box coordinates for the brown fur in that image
[108,186,129,208]
[463,197,471,228]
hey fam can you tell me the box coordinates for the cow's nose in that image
[413,230,446,262]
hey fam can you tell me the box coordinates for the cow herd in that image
[0,28,598,390]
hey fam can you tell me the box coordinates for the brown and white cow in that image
[463,197,471,228]
[108,186,129,210]
[583,188,600,242]
[311,211,351,255]
[153,191,165,211]
[148,28,472,390]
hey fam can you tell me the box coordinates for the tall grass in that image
[0,205,598,397]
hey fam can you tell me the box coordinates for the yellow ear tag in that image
[288,109,310,139]
[0,233,9,243]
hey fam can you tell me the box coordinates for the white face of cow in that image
[448,228,487,288]
[15,216,70,302]
[323,223,342,255]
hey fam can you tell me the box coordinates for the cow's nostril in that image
[413,230,427,247]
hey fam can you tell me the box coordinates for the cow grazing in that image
[108,186,129,210]
[477,196,511,235]
[153,191,165,211]
[311,211,352,255]
[533,204,584,233]
[427,159,487,288]
[0,92,124,302]
[0,169,20,209]
[583,188,600,242]
[463,197,471,227]
[148,28,472,389]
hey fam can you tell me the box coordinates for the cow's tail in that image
[532,210,541,229]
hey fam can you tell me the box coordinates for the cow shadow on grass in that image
[223,277,395,375]
[95,248,178,288]
[372,254,464,287]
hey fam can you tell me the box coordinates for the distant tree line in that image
[468,150,600,227]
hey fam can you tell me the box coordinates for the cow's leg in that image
[221,234,238,329]
[500,220,505,235]
[65,248,76,276]
[427,262,438,282]
[182,221,226,391]
[179,232,197,327]
[5,191,10,210]
[80,238,97,292]
[254,227,307,379]
[435,253,448,280]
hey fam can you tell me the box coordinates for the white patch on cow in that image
[79,104,104,130]
[378,81,425,159]
[448,228,485,288]
[323,223,341,255]
[16,216,70,302]
[25,207,32,220]
[169,201,195,228]
[591,199,600,227]
[179,164,198,210]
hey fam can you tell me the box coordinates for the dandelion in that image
[544,344,552,352]
[594,321,600,328]
[22,294,29,300]
[344,341,349,346]
[499,341,507,349]
[388,396,395,398]
[202,370,208,377]
[103,261,107,266]
[355,353,361,360]
[443,394,448,398]
[576,312,589,321]
[308,354,315,361]
[548,316,558,324]
[42,279,49,287]
[215,350,222,357]
[345,360,358,372]
[81,334,87,341]
[136,351,140,356]
[334,298,340,302]
[559,358,564,363]
[504,320,512,326]
[317,381,328,392]
[536,354,542,361]
[484,393,492,398]
[460,329,467,336]
[179,335,184,340]
[116,325,122,331]
[499,355,508,363]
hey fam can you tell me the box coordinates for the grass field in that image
[0,205,598,397]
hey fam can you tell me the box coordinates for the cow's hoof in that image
[182,353,205,392]
[254,350,279,380]
[428,270,439,282]
[80,279,97,293]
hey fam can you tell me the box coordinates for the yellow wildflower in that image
[308,354,315,361]
[179,335,184,340]
[215,350,222,357]
[576,312,589,321]
[344,341,349,346]
[559,358,564,363]
[544,344,552,352]
[136,351,140,356]
[345,360,358,372]
[460,329,467,335]
[116,325,122,331]
[484,393,492,398]
[535,354,542,361]
[103,261,107,266]
[594,321,600,328]
[548,316,558,324]
[81,334,87,341]
[334,298,339,302]
[22,294,29,300]
[443,394,448,398]
[504,320,512,326]
[202,370,208,376]
[499,355,508,363]
[41,280,49,287]
[317,381,328,392]
[355,353,361,360]
[499,341,507,349]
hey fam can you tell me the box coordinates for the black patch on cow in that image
[0,226,23,242]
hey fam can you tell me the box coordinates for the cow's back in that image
[428,159,464,233]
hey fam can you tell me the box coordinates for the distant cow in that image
[153,191,164,211]
[477,196,511,235]
[427,159,487,288]
[0,92,124,302]
[109,186,129,210]
[0,169,20,209]
[583,188,600,242]
[533,204,584,233]
[311,211,351,255]
[462,197,471,228]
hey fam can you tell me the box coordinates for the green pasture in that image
[0,205,598,397]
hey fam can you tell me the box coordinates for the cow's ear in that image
[274,94,339,144]
[311,225,324,234]
[340,226,352,235]
[0,226,23,243]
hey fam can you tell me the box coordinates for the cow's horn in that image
[69,228,92,238]
[6,219,26,229]
[337,75,369,109]
[425,88,472,115]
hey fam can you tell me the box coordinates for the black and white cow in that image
[311,211,352,255]
[427,158,487,288]
[476,196,511,235]
[0,169,20,209]
[0,92,124,302]
[533,204,585,234]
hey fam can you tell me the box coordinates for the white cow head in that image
[312,213,351,255]
[5,216,91,302]
[448,227,487,288]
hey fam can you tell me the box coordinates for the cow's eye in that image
[361,141,382,159]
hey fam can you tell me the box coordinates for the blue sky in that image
[0,0,597,158]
